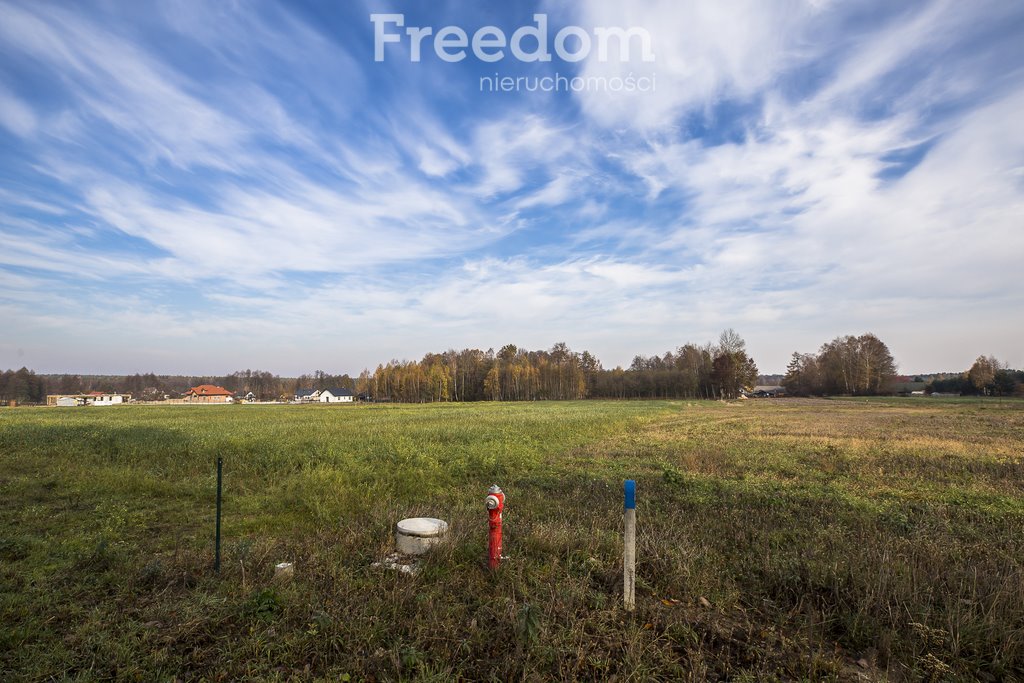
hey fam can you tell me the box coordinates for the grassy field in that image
[1,399,1022,681]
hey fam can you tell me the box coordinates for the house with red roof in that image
[184,385,234,403]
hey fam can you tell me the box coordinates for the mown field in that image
[1,398,1022,681]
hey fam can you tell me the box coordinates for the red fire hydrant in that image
[485,484,505,570]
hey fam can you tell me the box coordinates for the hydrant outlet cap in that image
[485,495,500,510]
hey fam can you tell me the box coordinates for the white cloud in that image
[562,0,829,129]
[471,115,578,197]
[515,173,576,209]
[0,83,36,137]
[74,172,499,278]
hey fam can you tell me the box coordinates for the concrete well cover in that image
[396,517,448,538]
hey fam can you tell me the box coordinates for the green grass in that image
[1,399,1022,681]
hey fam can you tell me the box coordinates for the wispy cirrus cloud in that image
[0,81,36,137]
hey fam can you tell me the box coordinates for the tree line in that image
[6,331,1021,404]
[589,329,757,400]
[0,368,48,404]
[354,330,758,402]
[0,365,391,403]
[783,333,898,396]
[3,329,757,403]
[927,356,1024,396]
[0,370,341,403]
[356,342,594,402]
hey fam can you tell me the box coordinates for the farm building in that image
[184,385,234,403]
[46,392,131,407]
[318,388,354,403]
[295,389,319,402]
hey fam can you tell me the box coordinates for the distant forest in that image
[2,331,1022,404]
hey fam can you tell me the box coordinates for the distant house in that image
[47,392,130,407]
[318,388,354,403]
[88,391,129,406]
[295,389,319,402]
[890,381,927,396]
[184,385,234,403]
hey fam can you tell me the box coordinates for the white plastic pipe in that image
[624,479,636,612]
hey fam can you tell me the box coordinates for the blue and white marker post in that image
[624,479,636,612]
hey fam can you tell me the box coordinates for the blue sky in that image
[1,0,1023,376]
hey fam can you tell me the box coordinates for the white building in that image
[47,392,130,407]
[318,388,354,403]
[91,393,127,406]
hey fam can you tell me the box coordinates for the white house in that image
[91,392,127,406]
[47,392,130,406]
[318,388,354,403]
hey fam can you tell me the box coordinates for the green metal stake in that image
[214,457,222,572]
